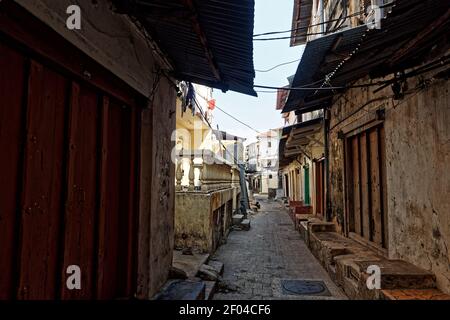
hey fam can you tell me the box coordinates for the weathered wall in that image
[175,187,238,253]
[142,76,176,298]
[15,0,170,97]
[175,193,211,252]
[16,0,177,299]
[385,75,450,294]
[328,61,450,293]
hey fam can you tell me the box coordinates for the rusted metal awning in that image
[284,0,450,114]
[113,0,256,96]
[281,117,323,136]
[283,25,367,113]
[327,0,450,86]
[278,137,292,168]
[280,117,323,161]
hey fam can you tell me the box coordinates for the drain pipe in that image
[324,107,332,222]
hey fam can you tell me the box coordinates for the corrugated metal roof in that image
[278,137,292,168]
[276,87,289,110]
[282,117,323,136]
[283,0,450,114]
[330,0,450,86]
[283,26,367,113]
[114,0,256,96]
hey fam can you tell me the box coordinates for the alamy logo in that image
[366,265,381,290]
[66,5,81,30]
[66,265,81,290]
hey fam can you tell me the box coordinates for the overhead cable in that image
[253,10,365,37]
[253,1,396,38]
[195,93,261,134]
[255,59,300,73]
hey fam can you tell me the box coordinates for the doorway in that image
[345,124,388,249]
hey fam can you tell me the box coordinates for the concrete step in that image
[198,264,221,281]
[356,259,436,290]
[381,288,450,300]
[204,281,218,300]
[172,250,210,278]
[207,260,224,275]
[310,222,337,233]
[154,280,205,300]
[240,219,251,231]
[232,214,244,225]
[336,257,437,299]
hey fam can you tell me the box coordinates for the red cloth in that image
[208,99,216,110]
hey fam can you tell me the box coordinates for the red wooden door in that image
[0,41,27,300]
[18,61,69,299]
[60,83,100,299]
[0,18,140,299]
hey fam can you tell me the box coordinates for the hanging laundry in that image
[207,99,216,110]
[179,81,189,116]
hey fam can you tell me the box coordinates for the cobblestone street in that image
[212,197,346,300]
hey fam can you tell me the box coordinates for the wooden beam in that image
[387,8,450,66]
[180,0,223,82]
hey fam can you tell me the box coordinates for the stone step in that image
[232,214,244,225]
[198,264,221,281]
[357,259,436,290]
[309,222,337,233]
[240,219,251,231]
[381,288,450,300]
[336,258,437,299]
[154,280,205,300]
[207,260,224,275]
[204,281,218,300]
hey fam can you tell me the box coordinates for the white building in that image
[245,130,280,197]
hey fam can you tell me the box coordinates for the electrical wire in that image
[253,1,395,38]
[255,57,450,92]
[192,96,240,164]
[254,21,383,41]
[255,58,301,73]
[195,92,261,134]
[254,82,386,91]
[254,29,344,41]
[253,10,365,37]
[215,105,261,134]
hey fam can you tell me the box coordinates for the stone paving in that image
[212,197,347,300]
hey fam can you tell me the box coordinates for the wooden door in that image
[0,6,141,299]
[345,124,387,249]
[304,166,310,205]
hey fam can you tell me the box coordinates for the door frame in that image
[343,118,388,255]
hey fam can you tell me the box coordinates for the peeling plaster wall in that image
[141,76,176,298]
[385,76,450,294]
[328,58,450,293]
[15,0,177,299]
[14,0,168,97]
[175,187,239,253]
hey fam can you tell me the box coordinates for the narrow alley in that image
[1,0,449,308]
[212,196,346,300]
